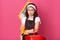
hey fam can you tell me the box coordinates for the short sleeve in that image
[21,17,26,25]
[35,17,41,24]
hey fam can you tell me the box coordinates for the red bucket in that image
[25,35,45,40]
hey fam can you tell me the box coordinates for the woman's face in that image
[27,7,35,16]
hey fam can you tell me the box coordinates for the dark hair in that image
[25,3,38,18]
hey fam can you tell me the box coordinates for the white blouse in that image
[21,17,41,25]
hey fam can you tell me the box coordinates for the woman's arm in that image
[34,17,41,33]
[24,29,34,34]
[34,22,40,33]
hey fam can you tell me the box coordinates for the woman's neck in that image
[29,15,34,18]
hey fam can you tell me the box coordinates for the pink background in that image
[0,0,60,40]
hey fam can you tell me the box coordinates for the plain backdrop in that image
[0,0,60,40]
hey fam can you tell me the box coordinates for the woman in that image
[20,3,41,40]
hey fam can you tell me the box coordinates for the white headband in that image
[27,5,36,10]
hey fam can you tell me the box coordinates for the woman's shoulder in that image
[35,16,40,20]
[22,17,26,20]
[35,16,41,24]
[21,17,26,24]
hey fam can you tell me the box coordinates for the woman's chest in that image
[25,19,35,30]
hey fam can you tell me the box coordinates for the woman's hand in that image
[23,29,34,35]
